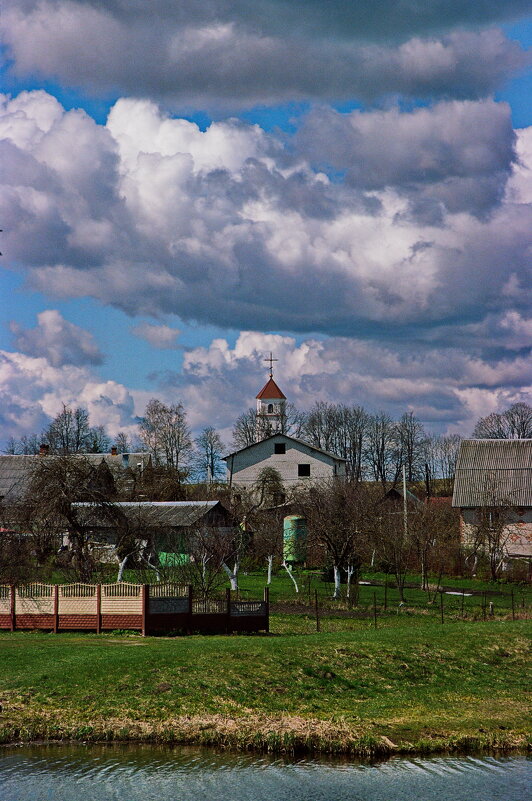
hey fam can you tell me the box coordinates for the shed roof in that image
[0,452,150,501]
[452,439,532,507]
[72,501,230,528]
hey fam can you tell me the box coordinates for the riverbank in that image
[0,621,530,756]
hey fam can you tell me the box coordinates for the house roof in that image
[380,486,423,506]
[72,500,230,528]
[452,439,532,507]
[256,378,286,400]
[223,433,346,462]
[0,452,150,501]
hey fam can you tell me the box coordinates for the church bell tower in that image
[256,352,286,440]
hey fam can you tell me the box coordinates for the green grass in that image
[0,620,530,756]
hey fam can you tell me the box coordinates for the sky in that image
[1,0,531,448]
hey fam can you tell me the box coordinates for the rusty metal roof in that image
[452,439,532,507]
[256,378,286,400]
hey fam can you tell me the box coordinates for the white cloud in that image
[131,322,181,349]
[9,309,103,366]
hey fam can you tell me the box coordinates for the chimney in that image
[39,443,49,456]
[111,446,118,456]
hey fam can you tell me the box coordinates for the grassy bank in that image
[0,620,530,756]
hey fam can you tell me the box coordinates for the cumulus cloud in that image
[131,322,181,349]
[9,309,104,366]
[1,91,531,344]
[1,3,529,107]
[172,331,532,437]
[0,349,139,440]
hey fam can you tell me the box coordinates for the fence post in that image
[187,585,193,635]
[482,591,487,621]
[53,585,59,634]
[263,585,270,634]
[226,587,231,635]
[511,589,515,621]
[9,585,15,632]
[440,591,444,624]
[96,584,102,634]
[315,589,320,633]
[373,592,378,629]
[141,584,149,636]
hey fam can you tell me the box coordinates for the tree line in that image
[5,398,532,489]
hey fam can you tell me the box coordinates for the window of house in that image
[267,403,274,413]
[274,442,286,454]
[298,463,311,477]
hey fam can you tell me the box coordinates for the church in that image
[224,355,346,489]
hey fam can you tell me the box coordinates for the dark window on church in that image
[267,404,274,413]
[274,443,286,454]
[298,463,311,477]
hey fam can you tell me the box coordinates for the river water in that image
[0,744,529,801]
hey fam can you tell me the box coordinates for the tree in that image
[298,480,372,599]
[44,404,92,453]
[473,402,532,439]
[302,403,368,482]
[463,475,519,581]
[139,399,193,474]
[194,427,225,482]
[232,402,304,449]
[364,412,402,488]
[425,434,462,496]
[19,454,118,581]
[397,411,426,482]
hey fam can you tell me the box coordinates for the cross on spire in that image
[264,351,278,378]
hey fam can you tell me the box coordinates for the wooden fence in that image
[0,583,269,635]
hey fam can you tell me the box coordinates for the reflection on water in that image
[0,743,530,801]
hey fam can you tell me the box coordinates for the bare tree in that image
[397,411,426,482]
[473,402,532,439]
[298,481,372,599]
[139,399,193,474]
[194,426,225,482]
[463,475,519,581]
[44,404,93,453]
[364,412,402,488]
[19,455,118,581]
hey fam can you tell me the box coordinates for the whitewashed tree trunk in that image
[345,564,355,598]
[332,564,341,599]
[145,557,161,581]
[282,560,299,593]
[266,554,274,585]
[222,560,239,591]
[116,554,130,583]
[370,549,376,567]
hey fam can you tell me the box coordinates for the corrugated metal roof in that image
[72,501,229,528]
[0,453,150,501]
[452,439,532,507]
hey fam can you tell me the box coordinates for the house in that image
[71,500,235,558]
[452,439,532,560]
[224,433,346,490]
[0,448,151,503]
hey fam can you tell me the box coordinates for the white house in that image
[224,433,346,490]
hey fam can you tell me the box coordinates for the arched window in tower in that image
[267,404,274,414]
